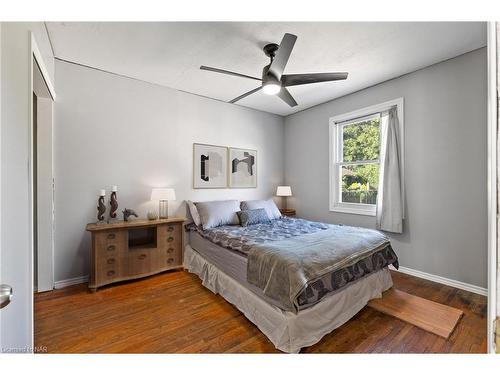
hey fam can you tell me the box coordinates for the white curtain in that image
[376,107,403,233]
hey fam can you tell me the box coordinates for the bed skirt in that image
[184,245,393,353]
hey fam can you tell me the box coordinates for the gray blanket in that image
[247,225,390,312]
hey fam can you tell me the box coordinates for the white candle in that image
[100,189,106,196]
[111,185,118,192]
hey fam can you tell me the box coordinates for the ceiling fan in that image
[200,33,348,107]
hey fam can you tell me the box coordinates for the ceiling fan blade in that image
[268,33,297,80]
[277,87,298,107]
[282,72,348,87]
[229,86,262,103]
[200,66,262,82]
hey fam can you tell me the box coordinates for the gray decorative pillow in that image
[194,200,240,229]
[186,200,201,227]
[237,209,271,227]
[241,199,282,220]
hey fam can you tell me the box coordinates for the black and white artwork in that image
[229,147,257,188]
[193,143,228,188]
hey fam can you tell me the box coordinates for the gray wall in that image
[284,48,487,288]
[54,60,284,282]
[54,47,488,289]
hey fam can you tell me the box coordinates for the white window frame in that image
[329,98,404,216]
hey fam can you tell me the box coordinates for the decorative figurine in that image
[97,189,106,223]
[109,186,118,221]
[122,208,138,222]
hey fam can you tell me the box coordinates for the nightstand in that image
[280,208,296,217]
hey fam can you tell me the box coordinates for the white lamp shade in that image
[150,188,176,201]
[276,186,292,197]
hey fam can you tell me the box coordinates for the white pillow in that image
[241,199,282,220]
[195,200,241,229]
[186,200,202,227]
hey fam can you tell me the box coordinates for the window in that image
[329,98,404,216]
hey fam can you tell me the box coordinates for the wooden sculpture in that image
[109,191,118,219]
[97,195,106,222]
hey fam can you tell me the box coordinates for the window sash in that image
[337,162,379,205]
[336,113,381,127]
[337,113,381,164]
[337,160,380,166]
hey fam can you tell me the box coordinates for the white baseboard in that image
[54,275,89,289]
[389,265,487,296]
[54,267,487,297]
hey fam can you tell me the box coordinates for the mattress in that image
[187,217,398,312]
[188,229,396,312]
[189,230,290,310]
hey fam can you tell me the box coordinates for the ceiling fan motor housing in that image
[263,43,279,59]
[262,44,282,84]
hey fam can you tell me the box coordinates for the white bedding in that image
[184,244,393,353]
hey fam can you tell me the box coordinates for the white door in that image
[0,26,55,353]
[0,23,35,353]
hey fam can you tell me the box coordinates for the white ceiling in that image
[46,22,486,116]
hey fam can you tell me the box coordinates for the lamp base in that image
[282,196,287,209]
[159,200,169,219]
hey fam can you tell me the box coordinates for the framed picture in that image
[193,143,228,189]
[229,147,257,188]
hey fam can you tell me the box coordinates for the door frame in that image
[0,22,3,351]
[28,32,56,340]
[487,21,497,354]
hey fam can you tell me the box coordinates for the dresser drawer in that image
[97,268,120,283]
[162,244,181,268]
[95,230,126,257]
[96,255,122,283]
[126,250,152,276]
[156,224,181,252]
[165,224,181,247]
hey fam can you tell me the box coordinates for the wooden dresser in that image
[85,218,186,291]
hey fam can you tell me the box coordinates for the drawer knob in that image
[107,270,115,277]
[107,245,116,251]
[167,237,174,242]
[167,248,174,253]
[138,254,147,260]
[167,226,174,232]
[167,258,174,264]
[107,233,116,240]
[107,258,115,265]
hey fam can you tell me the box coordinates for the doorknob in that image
[0,284,13,309]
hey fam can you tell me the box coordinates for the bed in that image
[183,201,398,353]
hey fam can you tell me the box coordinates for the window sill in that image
[330,205,376,217]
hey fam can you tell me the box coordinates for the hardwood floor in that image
[34,270,487,353]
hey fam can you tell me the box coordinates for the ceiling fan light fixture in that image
[262,82,281,95]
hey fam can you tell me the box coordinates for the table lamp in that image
[276,186,292,209]
[151,188,176,219]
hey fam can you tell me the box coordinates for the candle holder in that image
[109,191,118,223]
[97,191,106,224]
